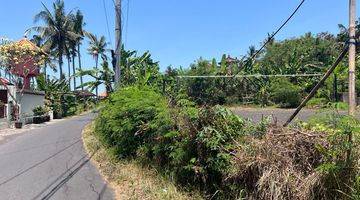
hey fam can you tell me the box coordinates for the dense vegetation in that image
[94,84,360,199]
[89,16,360,199]
[2,1,360,199]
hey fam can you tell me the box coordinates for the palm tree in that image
[70,10,85,90]
[29,0,79,80]
[65,45,72,89]
[30,35,57,83]
[85,32,107,97]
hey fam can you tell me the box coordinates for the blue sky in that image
[0,0,353,90]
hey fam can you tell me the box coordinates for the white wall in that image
[17,92,45,117]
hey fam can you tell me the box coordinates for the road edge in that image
[81,122,203,200]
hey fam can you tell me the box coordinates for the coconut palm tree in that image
[30,35,57,83]
[85,32,107,97]
[29,0,79,80]
[70,10,85,90]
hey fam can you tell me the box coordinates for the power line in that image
[124,0,130,47]
[233,0,306,77]
[178,73,322,79]
[102,0,113,46]
[111,0,129,46]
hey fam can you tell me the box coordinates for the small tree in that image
[0,40,46,122]
[76,60,114,96]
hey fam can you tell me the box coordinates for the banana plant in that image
[76,60,114,95]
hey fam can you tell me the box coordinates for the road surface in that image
[231,107,318,124]
[231,107,360,124]
[0,114,114,200]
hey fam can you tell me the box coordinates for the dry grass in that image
[227,126,330,200]
[82,123,203,200]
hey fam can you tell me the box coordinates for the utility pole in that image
[349,0,357,116]
[347,0,356,166]
[114,0,122,85]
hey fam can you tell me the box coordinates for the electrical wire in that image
[233,0,306,77]
[178,73,322,79]
[102,0,113,47]
[111,0,129,49]
[124,0,130,47]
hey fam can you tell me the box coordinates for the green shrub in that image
[94,85,360,199]
[95,85,173,158]
[270,79,302,108]
[304,113,360,199]
[32,105,48,116]
[307,97,328,108]
[165,106,245,194]
[95,86,247,197]
[326,102,349,110]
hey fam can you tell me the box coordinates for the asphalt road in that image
[0,114,114,200]
[230,107,360,124]
[231,107,318,124]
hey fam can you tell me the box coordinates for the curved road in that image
[0,114,114,200]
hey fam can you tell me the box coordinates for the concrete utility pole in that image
[114,0,122,85]
[349,0,357,116]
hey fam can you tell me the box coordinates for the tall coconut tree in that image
[85,32,107,97]
[29,0,78,80]
[30,34,57,83]
[71,10,85,90]
[65,45,72,89]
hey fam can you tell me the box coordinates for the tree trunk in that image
[72,54,76,90]
[77,44,84,90]
[59,54,63,80]
[44,62,47,84]
[95,56,99,97]
[333,73,338,101]
[68,57,71,90]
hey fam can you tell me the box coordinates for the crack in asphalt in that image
[90,182,100,197]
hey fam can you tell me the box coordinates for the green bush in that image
[304,113,360,199]
[163,105,245,194]
[95,86,246,196]
[270,79,302,108]
[95,85,173,158]
[94,85,360,199]
[307,98,328,108]
[32,105,48,116]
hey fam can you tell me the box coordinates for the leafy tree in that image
[120,49,161,87]
[76,60,114,95]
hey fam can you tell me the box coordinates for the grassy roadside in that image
[82,123,203,200]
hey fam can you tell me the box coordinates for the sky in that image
[0,0,354,90]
